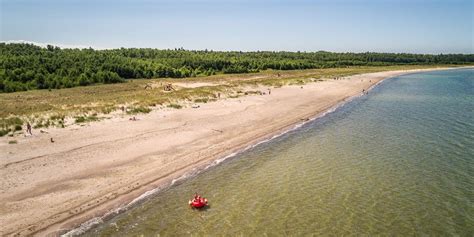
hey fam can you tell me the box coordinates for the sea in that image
[82,68,473,236]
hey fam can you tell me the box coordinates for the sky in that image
[1,0,472,53]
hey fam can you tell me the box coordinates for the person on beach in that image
[268,88,271,95]
[26,122,32,135]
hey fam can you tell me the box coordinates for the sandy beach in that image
[0,68,457,236]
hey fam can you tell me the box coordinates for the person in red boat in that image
[189,193,208,208]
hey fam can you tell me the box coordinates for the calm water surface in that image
[84,69,473,236]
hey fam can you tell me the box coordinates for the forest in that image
[1,43,473,92]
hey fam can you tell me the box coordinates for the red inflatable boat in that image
[189,197,208,208]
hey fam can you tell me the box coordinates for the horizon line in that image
[2,40,472,55]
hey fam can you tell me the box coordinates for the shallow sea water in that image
[83,69,473,236]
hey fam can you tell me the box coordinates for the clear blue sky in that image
[1,0,472,53]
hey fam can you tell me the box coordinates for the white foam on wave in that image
[62,78,388,236]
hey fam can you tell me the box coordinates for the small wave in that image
[62,217,103,236]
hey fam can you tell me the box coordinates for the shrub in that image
[0,117,23,128]
[75,115,99,123]
[0,117,23,135]
[127,106,152,114]
[0,129,10,137]
[194,98,209,103]
[50,114,65,121]
[101,106,115,114]
[75,116,86,123]
[167,104,182,109]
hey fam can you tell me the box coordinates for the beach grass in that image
[127,106,152,114]
[0,117,23,137]
[74,115,100,123]
[167,103,183,109]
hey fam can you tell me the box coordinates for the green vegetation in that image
[1,43,473,92]
[33,118,51,128]
[0,65,470,132]
[8,140,17,144]
[0,129,10,137]
[75,115,99,123]
[14,124,22,131]
[127,106,152,114]
[194,98,209,103]
[243,90,262,95]
[167,104,183,109]
[0,117,23,137]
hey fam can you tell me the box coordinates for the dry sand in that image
[0,68,455,236]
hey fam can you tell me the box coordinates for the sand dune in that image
[0,68,455,236]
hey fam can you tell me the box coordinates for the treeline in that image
[1,43,473,92]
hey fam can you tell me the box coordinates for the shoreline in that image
[0,67,468,236]
[63,102,346,236]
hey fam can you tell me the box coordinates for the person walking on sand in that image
[26,122,32,135]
